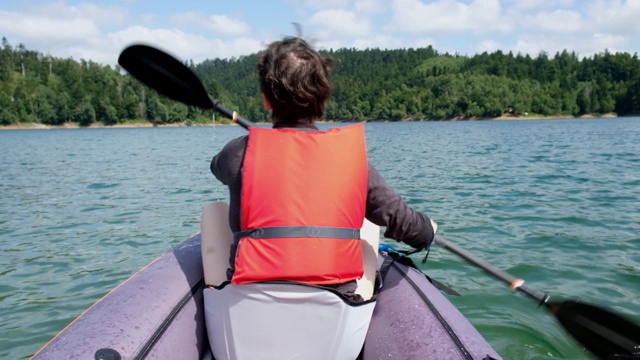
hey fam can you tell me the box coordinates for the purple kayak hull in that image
[33,234,501,360]
[365,258,500,359]
[32,234,208,360]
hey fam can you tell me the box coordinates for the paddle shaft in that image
[211,100,253,129]
[434,235,549,305]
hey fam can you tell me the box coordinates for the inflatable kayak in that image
[32,229,501,360]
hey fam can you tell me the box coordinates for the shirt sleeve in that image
[365,164,434,250]
[210,135,248,185]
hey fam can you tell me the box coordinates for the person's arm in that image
[210,136,248,185]
[365,164,435,250]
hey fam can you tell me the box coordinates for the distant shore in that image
[0,113,620,130]
[0,122,218,130]
[493,113,617,121]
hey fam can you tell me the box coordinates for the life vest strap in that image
[234,226,360,242]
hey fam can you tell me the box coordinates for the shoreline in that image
[0,122,232,131]
[0,114,620,130]
[492,113,617,121]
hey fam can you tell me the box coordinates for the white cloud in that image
[580,32,629,54]
[308,9,372,38]
[507,0,576,11]
[386,0,509,34]
[508,0,547,11]
[0,2,261,67]
[292,0,352,10]
[351,34,405,49]
[522,9,583,32]
[476,39,501,53]
[17,1,127,24]
[409,36,438,50]
[510,37,554,57]
[0,10,100,41]
[586,0,640,34]
[502,1,638,57]
[206,15,251,36]
[1,0,639,66]
[108,26,263,65]
[354,0,387,13]
[0,0,129,43]
[508,30,628,58]
[316,33,433,52]
[170,12,251,36]
[75,3,128,24]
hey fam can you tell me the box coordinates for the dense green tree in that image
[616,78,640,115]
[73,100,96,126]
[2,39,640,127]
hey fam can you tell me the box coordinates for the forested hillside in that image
[198,46,640,121]
[0,38,213,127]
[2,36,640,126]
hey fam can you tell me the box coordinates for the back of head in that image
[257,36,333,125]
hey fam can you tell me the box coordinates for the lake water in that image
[1,118,639,359]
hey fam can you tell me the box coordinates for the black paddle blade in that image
[118,44,214,109]
[549,300,640,359]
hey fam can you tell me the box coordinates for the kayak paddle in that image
[434,235,640,359]
[117,44,253,129]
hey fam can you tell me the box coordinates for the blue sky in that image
[1,0,639,66]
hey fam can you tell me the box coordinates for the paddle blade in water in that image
[549,300,640,359]
[118,44,214,109]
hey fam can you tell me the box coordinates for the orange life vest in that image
[231,124,368,285]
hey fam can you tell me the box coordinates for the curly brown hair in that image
[257,36,333,125]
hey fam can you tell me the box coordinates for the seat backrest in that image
[204,283,375,360]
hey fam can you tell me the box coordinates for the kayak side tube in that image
[32,234,208,360]
[364,256,502,360]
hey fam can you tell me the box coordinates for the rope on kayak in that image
[397,261,474,360]
[133,277,205,360]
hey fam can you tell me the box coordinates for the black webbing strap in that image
[378,250,460,296]
[378,251,397,281]
[234,226,360,242]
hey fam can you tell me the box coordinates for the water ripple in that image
[1,120,639,359]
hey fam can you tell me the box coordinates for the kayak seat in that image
[204,283,375,360]
[200,201,380,360]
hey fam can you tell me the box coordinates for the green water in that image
[1,118,639,359]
